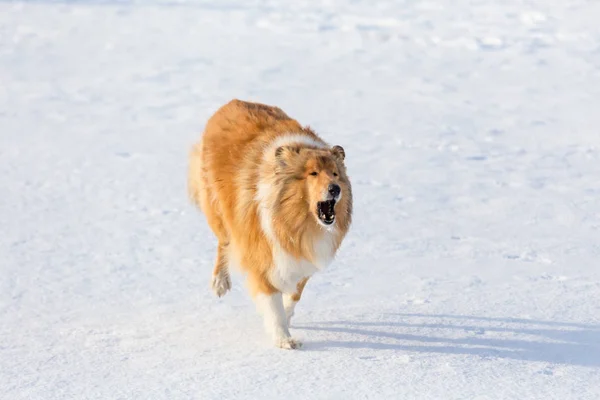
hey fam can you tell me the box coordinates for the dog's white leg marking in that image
[256,293,302,349]
[283,294,298,327]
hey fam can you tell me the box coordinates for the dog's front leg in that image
[283,277,309,327]
[256,292,302,349]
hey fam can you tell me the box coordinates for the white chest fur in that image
[269,234,336,294]
[270,248,318,294]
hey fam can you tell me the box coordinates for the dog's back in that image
[188,99,303,226]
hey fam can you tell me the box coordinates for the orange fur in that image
[188,99,352,348]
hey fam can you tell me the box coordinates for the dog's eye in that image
[310,171,318,176]
[333,172,338,177]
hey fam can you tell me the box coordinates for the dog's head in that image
[275,144,351,228]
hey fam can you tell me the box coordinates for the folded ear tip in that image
[275,146,284,158]
[332,145,345,160]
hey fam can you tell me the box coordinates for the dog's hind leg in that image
[189,141,232,297]
[211,242,231,297]
[283,277,309,327]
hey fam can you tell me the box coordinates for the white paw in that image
[276,337,303,350]
[211,273,231,297]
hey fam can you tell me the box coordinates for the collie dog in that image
[188,100,352,349]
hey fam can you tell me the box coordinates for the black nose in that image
[328,184,341,198]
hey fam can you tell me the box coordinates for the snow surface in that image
[2,0,600,398]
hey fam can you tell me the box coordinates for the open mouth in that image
[317,199,336,225]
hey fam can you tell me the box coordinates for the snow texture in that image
[1,0,600,399]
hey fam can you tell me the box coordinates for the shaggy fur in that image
[188,99,352,349]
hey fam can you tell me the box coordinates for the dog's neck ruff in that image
[267,133,328,152]
[255,133,336,273]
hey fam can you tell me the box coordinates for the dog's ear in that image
[275,145,301,167]
[331,145,345,161]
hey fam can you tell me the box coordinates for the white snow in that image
[2,0,600,399]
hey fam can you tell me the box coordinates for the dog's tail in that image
[187,140,204,209]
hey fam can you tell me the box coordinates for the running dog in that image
[188,99,352,349]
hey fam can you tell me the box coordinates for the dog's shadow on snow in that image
[295,313,600,367]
